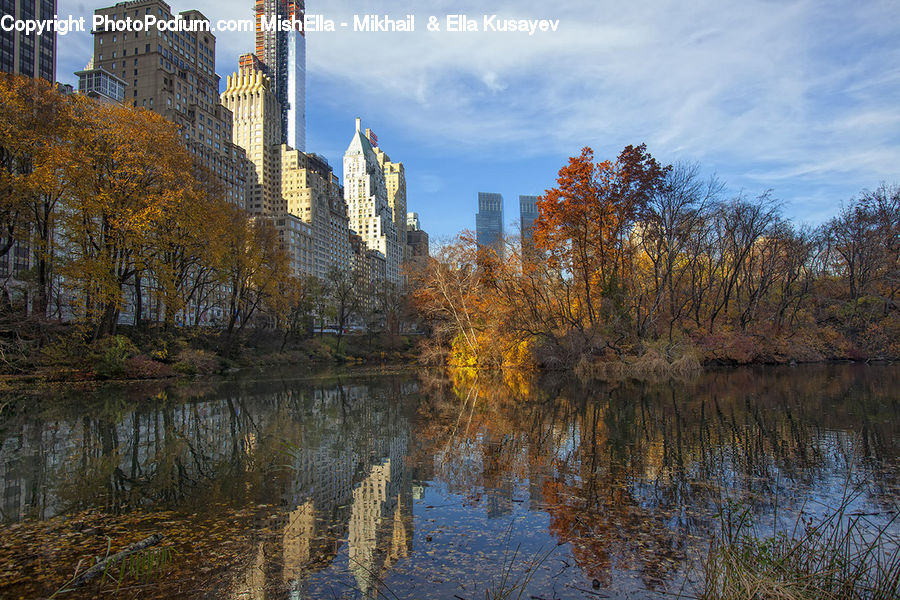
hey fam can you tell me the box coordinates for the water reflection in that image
[0,365,897,599]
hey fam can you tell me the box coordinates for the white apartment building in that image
[343,118,401,285]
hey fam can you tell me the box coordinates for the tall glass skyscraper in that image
[476,192,504,258]
[519,195,539,244]
[285,26,306,150]
[255,0,305,150]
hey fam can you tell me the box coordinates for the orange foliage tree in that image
[533,145,668,337]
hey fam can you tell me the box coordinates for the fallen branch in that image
[71,533,163,588]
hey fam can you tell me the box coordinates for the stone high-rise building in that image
[343,118,401,285]
[222,58,348,279]
[254,0,305,150]
[221,55,283,215]
[373,142,407,256]
[90,0,248,207]
[406,212,429,263]
[0,0,56,81]
[281,149,351,278]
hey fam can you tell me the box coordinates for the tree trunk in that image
[134,273,143,329]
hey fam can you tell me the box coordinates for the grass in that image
[574,344,703,382]
[483,521,558,600]
[49,540,175,597]
[701,488,900,600]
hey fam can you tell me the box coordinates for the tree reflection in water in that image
[0,365,896,599]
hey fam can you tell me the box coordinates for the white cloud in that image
[54,0,899,224]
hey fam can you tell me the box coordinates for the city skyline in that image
[45,0,900,243]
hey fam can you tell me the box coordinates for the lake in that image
[0,364,897,599]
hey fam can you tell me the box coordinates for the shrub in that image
[93,335,139,379]
[698,332,759,364]
[172,349,219,375]
[124,355,175,379]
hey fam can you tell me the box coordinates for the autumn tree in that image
[0,75,79,315]
[533,144,668,340]
[412,235,495,366]
[221,211,289,339]
[704,193,780,333]
[143,167,229,330]
[826,185,900,313]
[636,163,722,341]
[270,274,322,350]
[60,100,194,339]
[325,264,362,352]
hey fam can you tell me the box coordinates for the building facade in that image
[476,192,504,258]
[374,142,407,255]
[0,0,55,81]
[281,148,351,278]
[223,58,351,280]
[519,195,539,244]
[269,213,315,277]
[343,118,401,285]
[406,212,429,262]
[221,57,283,215]
[254,0,305,150]
[90,0,248,207]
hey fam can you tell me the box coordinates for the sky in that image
[55,0,900,242]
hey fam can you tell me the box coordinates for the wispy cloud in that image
[54,0,899,230]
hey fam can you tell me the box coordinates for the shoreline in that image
[0,354,894,390]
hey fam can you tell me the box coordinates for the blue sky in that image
[56,0,900,242]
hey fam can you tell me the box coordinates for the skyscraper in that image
[222,58,344,279]
[519,195,539,244]
[221,56,283,216]
[343,118,401,284]
[1,0,56,81]
[254,0,305,150]
[476,192,504,258]
[281,148,352,279]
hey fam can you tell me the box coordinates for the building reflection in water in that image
[0,367,898,599]
[223,381,414,599]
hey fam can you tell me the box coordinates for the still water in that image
[0,364,898,599]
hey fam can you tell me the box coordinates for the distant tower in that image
[476,193,504,258]
[255,0,305,150]
[406,212,429,262]
[519,195,539,244]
